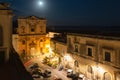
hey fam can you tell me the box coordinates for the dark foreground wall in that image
[0,47,33,80]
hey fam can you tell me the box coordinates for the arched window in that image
[116,72,120,80]
[104,72,111,80]
[74,60,79,67]
[75,45,78,52]
[87,65,93,73]
[0,26,3,46]
[87,65,93,79]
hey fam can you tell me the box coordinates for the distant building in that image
[13,16,50,59]
[51,32,120,80]
[67,33,120,80]
[48,32,60,38]
[0,3,13,63]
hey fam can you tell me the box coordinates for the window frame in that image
[75,44,78,52]
[105,51,111,62]
[103,49,113,62]
[86,45,95,57]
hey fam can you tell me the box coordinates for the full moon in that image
[38,1,43,6]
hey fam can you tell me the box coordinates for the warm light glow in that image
[51,57,58,62]
[46,44,50,48]
[79,74,85,78]
[40,41,43,47]
[30,47,36,55]
[97,67,104,74]
[64,54,72,61]
[49,48,53,54]
[67,69,73,72]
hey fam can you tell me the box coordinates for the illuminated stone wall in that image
[50,40,67,56]
[16,16,49,57]
[18,16,46,34]
[67,33,120,80]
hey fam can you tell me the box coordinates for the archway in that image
[29,41,36,56]
[30,47,36,56]
[74,60,79,72]
[103,72,111,80]
[116,72,120,80]
[87,65,93,79]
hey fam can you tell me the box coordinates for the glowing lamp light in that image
[64,55,72,61]
[46,44,50,48]
[97,67,104,74]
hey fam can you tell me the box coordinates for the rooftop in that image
[68,33,120,41]
[18,15,46,20]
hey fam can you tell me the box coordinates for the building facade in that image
[50,39,68,68]
[0,3,13,63]
[13,16,50,59]
[67,33,120,80]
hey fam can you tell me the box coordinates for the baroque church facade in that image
[13,16,50,58]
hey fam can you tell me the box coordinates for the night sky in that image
[0,0,120,26]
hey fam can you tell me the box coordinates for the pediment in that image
[0,3,9,9]
[27,16,39,20]
[27,16,45,20]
